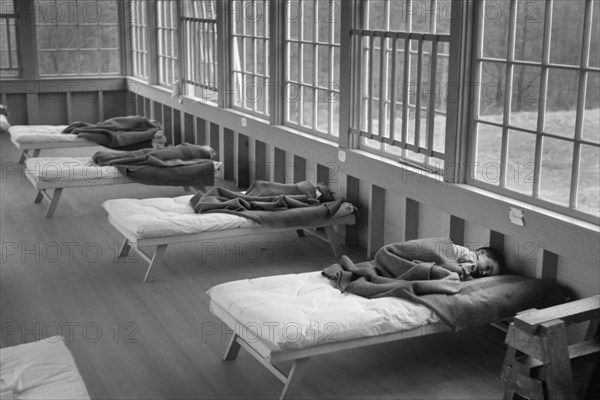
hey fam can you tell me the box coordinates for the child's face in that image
[470,250,501,278]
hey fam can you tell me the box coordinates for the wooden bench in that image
[501,294,600,400]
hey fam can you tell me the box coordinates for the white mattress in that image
[25,158,222,186]
[103,196,356,240]
[207,272,440,350]
[0,336,90,400]
[25,157,124,184]
[8,125,86,144]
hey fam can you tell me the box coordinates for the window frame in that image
[281,0,342,140]
[0,0,20,77]
[34,0,122,77]
[467,0,600,223]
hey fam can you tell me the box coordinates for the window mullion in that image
[312,0,318,133]
[569,0,594,209]
[269,0,283,124]
[532,0,553,198]
[499,0,518,189]
[338,0,359,148]
[216,0,231,108]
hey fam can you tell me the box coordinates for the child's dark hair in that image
[316,183,336,203]
[475,246,506,272]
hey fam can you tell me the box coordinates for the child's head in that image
[315,183,335,203]
[471,247,506,278]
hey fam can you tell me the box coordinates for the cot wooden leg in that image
[18,151,27,164]
[34,189,44,204]
[223,334,242,361]
[45,188,63,218]
[118,239,132,258]
[323,226,342,257]
[280,358,310,400]
[295,229,305,238]
[142,244,168,282]
[32,149,41,157]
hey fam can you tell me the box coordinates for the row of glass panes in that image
[472,0,600,219]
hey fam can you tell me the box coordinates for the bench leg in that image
[295,229,305,238]
[223,334,242,361]
[118,239,132,258]
[32,149,41,157]
[143,244,168,283]
[280,358,310,400]
[45,188,63,218]
[323,226,342,257]
[18,150,28,164]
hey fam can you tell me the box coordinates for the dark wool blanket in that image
[322,239,567,330]
[63,115,161,150]
[93,143,215,187]
[189,180,344,228]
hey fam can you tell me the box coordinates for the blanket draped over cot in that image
[62,115,161,150]
[92,143,215,187]
[189,180,344,228]
[322,238,567,330]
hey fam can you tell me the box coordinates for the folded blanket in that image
[401,275,567,330]
[93,143,215,187]
[189,180,344,228]
[63,115,161,150]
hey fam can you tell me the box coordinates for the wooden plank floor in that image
[0,133,508,399]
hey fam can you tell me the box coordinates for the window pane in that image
[57,26,78,49]
[583,72,600,143]
[302,44,314,84]
[58,50,80,74]
[411,0,432,34]
[479,61,505,123]
[481,0,510,60]
[475,123,502,186]
[288,42,299,82]
[590,2,599,68]
[37,25,57,49]
[79,50,99,73]
[510,65,540,131]
[38,52,58,75]
[302,87,314,127]
[99,25,118,48]
[540,137,572,206]
[578,145,600,216]
[506,130,536,195]
[514,0,545,63]
[79,25,98,48]
[550,0,585,66]
[545,69,579,138]
[100,49,119,73]
[302,1,314,41]
[436,0,452,35]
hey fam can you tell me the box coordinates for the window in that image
[182,0,218,101]
[0,0,18,77]
[130,0,148,80]
[35,0,120,76]
[231,0,271,117]
[285,0,341,137]
[157,0,179,88]
[471,0,600,220]
[355,0,452,172]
